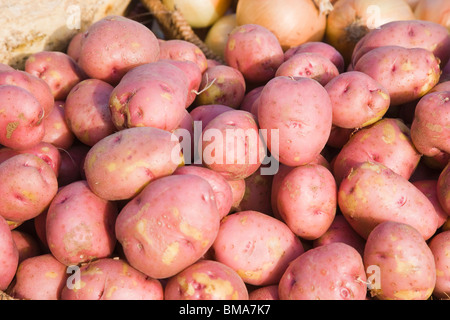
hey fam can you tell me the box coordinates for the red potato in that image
[0,63,14,72]
[57,143,90,187]
[0,69,54,119]
[8,254,68,300]
[84,126,183,201]
[240,86,264,115]
[109,61,188,132]
[237,167,273,215]
[78,15,160,85]
[0,141,61,177]
[34,210,48,250]
[115,174,221,279]
[437,162,450,215]
[278,242,367,300]
[430,80,450,93]
[327,126,354,149]
[164,260,249,300]
[172,165,233,219]
[410,91,450,157]
[363,221,436,300]
[271,164,296,220]
[413,180,449,229]
[354,45,441,106]
[64,79,116,146]
[312,215,366,257]
[352,19,450,68]
[225,24,284,84]
[11,230,41,263]
[212,210,305,286]
[248,285,279,300]
[25,51,86,100]
[46,180,118,266]
[160,59,202,107]
[428,231,450,299]
[277,164,337,240]
[257,76,332,167]
[199,110,266,181]
[0,215,19,291]
[325,71,390,129]
[42,101,75,150]
[0,153,58,226]
[338,161,439,240]
[158,39,208,74]
[0,85,45,150]
[332,118,421,185]
[284,41,345,73]
[227,178,246,213]
[60,258,164,300]
[66,32,82,62]
[195,65,246,109]
[275,52,340,86]
[190,104,234,130]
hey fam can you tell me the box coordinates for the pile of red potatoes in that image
[0,14,449,301]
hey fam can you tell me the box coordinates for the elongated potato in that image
[338,161,439,240]
[364,221,436,300]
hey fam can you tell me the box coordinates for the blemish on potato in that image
[162,241,179,265]
[45,271,58,278]
[382,124,396,144]
[179,221,203,241]
[192,272,235,298]
[228,39,236,51]
[6,121,19,139]
[105,285,118,298]
[135,217,153,245]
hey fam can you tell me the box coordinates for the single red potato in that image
[42,101,75,150]
[428,231,450,299]
[0,215,19,291]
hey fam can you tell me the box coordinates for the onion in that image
[204,14,237,59]
[405,0,421,10]
[235,0,332,51]
[325,0,415,64]
[162,0,232,28]
[414,0,450,31]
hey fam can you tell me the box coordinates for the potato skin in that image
[0,153,58,225]
[325,71,390,129]
[333,118,421,185]
[225,24,284,84]
[46,181,118,266]
[78,15,160,85]
[60,258,164,300]
[354,46,440,106]
[8,254,68,300]
[0,85,45,150]
[412,180,449,229]
[25,51,86,100]
[0,215,19,291]
[278,242,367,300]
[437,162,450,215]
[338,161,439,240]
[363,221,436,300]
[258,76,332,167]
[164,260,249,300]
[248,285,279,300]
[115,175,221,279]
[410,91,450,157]
[212,210,304,286]
[428,231,450,299]
[64,79,116,146]
[158,39,208,74]
[42,101,75,150]
[84,127,183,201]
[277,164,337,240]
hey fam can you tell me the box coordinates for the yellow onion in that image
[415,0,450,31]
[204,14,237,59]
[326,0,415,64]
[236,0,333,51]
[162,0,232,28]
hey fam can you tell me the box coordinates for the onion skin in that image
[325,0,415,64]
[236,0,328,51]
[205,14,237,59]
[414,0,450,31]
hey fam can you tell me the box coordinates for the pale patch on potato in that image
[237,268,262,282]
[382,123,396,144]
[106,162,117,172]
[135,217,153,246]
[20,190,36,202]
[162,241,179,265]
[105,285,118,298]
[228,39,236,51]
[45,271,58,278]
[179,221,203,241]
[193,272,235,298]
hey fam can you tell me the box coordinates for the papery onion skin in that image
[325,0,415,64]
[236,0,328,51]
[414,0,450,31]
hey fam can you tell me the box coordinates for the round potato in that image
[277,164,337,240]
[46,181,118,266]
[78,15,160,85]
[278,242,367,300]
[364,221,436,300]
[428,231,450,299]
[0,153,58,226]
[0,215,19,291]
[158,39,208,73]
[60,258,164,300]
[115,174,221,279]
[212,210,304,286]
[164,260,249,300]
[42,101,75,150]
[84,127,184,201]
